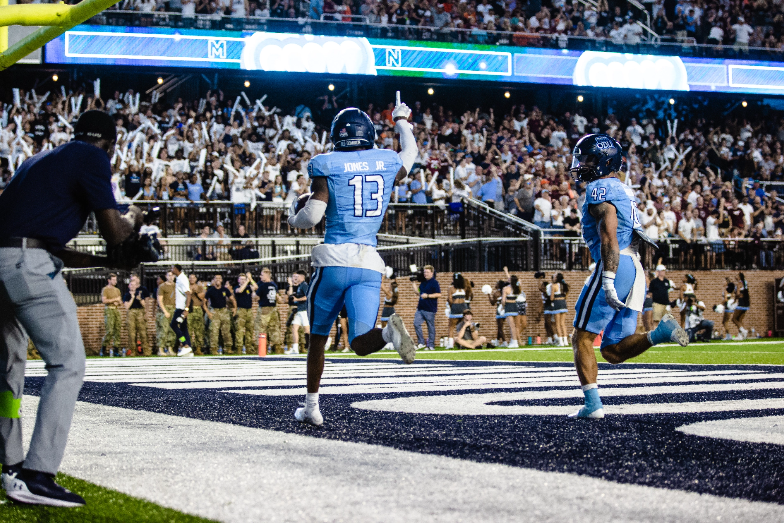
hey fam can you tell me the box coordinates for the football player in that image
[570,134,689,418]
[287,93,417,426]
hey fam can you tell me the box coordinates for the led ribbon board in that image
[44,26,784,95]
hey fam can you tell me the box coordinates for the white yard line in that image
[18,396,784,523]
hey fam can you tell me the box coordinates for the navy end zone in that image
[23,358,784,505]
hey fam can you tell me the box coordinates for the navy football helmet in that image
[569,134,623,182]
[330,108,375,151]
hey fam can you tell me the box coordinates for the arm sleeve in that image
[395,119,417,174]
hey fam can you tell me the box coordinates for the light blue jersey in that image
[308,149,401,247]
[581,176,642,263]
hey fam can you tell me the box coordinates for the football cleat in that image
[568,406,605,419]
[655,314,689,347]
[294,406,323,427]
[387,314,416,364]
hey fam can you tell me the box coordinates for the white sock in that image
[581,383,598,392]
[305,392,319,409]
[382,324,392,343]
[292,343,299,351]
[447,338,454,348]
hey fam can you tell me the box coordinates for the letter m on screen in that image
[385,48,401,68]
[208,39,227,60]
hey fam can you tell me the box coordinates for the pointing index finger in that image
[396,91,401,106]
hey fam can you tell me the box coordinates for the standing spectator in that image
[413,265,441,350]
[255,268,283,354]
[288,270,310,355]
[477,169,501,207]
[123,274,151,356]
[169,264,193,357]
[514,179,535,221]
[188,274,207,355]
[101,273,123,357]
[205,274,236,355]
[234,272,258,354]
[678,209,697,265]
[533,190,553,229]
[156,270,176,356]
[410,171,427,204]
[731,16,753,54]
[649,264,673,327]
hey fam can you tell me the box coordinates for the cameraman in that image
[413,265,441,350]
[0,111,144,506]
[454,310,487,349]
[682,296,714,343]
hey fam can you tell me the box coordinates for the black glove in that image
[107,233,161,270]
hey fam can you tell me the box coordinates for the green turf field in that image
[325,339,784,365]
[0,473,214,522]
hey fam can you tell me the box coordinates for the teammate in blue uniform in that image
[570,134,689,419]
[288,94,418,426]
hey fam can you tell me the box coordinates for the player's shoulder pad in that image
[307,153,330,178]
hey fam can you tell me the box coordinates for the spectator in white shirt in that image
[732,17,753,52]
[626,118,644,146]
[533,190,553,228]
[738,196,754,229]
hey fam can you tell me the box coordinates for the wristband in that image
[602,271,616,281]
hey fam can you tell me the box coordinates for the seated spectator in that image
[454,310,487,349]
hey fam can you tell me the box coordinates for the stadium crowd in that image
[94,0,784,50]
[2,84,784,267]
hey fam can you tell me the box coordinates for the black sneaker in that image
[5,469,86,507]
[1,462,23,493]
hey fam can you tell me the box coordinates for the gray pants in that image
[0,247,86,474]
[414,309,436,348]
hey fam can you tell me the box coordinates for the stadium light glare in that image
[742,100,748,108]
[504,91,511,98]
[157,77,163,84]
[328,84,335,91]
[577,95,584,102]
[52,74,58,82]
[427,87,434,95]
[244,80,250,87]
[669,98,675,105]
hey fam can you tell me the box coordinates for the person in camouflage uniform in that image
[255,268,283,354]
[188,274,207,355]
[101,273,123,356]
[156,271,176,355]
[205,274,236,355]
[233,272,258,354]
[123,274,151,356]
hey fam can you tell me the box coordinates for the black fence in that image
[537,236,784,271]
[91,199,534,241]
[87,11,784,63]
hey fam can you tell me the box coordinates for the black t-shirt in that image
[296,281,309,312]
[649,277,672,305]
[123,286,150,309]
[126,170,142,198]
[234,285,254,309]
[32,120,49,145]
[169,180,188,198]
[563,215,580,237]
[0,141,116,251]
[257,281,278,307]
[205,285,232,309]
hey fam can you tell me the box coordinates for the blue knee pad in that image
[308,266,381,342]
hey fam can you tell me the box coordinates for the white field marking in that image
[74,367,730,384]
[350,382,784,416]
[222,372,783,396]
[677,415,784,446]
[20,397,784,523]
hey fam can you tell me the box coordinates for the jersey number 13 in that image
[348,175,384,217]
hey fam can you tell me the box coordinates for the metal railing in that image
[536,235,784,271]
[85,11,784,62]
[82,199,533,241]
